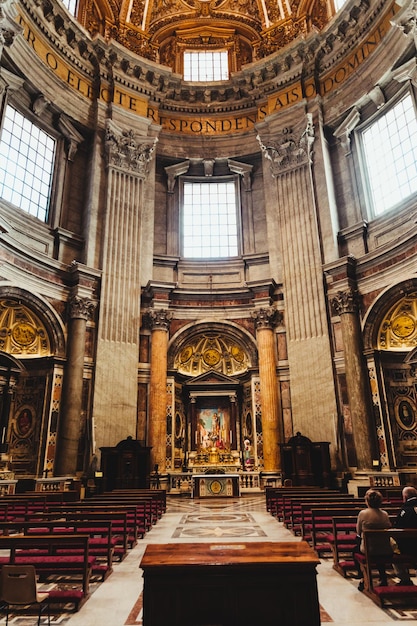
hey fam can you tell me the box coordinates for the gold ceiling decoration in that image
[0,300,51,357]
[174,333,250,376]
[78,0,335,68]
[378,295,417,351]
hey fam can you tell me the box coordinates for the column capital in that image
[331,288,360,316]
[252,307,282,330]
[68,296,97,321]
[147,309,173,331]
[257,113,314,177]
[105,119,157,175]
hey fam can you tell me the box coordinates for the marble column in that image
[332,288,375,471]
[55,296,96,476]
[147,309,172,472]
[253,307,282,472]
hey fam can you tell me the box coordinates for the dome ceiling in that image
[78,0,335,70]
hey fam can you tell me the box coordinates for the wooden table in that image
[140,541,321,625]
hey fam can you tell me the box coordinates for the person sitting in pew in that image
[355,489,392,591]
[393,486,417,586]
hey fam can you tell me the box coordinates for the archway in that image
[0,289,66,477]
[363,279,417,478]
[166,321,261,480]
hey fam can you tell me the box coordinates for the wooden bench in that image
[309,505,400,557]
[0,533,93,610]
[3,519,114,580]
[283,495,356,533]
[265,488,341,518]
[358,529,417,607]
[45,505,138,552]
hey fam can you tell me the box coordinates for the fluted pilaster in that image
[93,120,157,449]
[258,112,338,449]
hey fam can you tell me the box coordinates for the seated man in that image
[394,486,417,586]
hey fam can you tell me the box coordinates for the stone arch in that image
[0,285,66,359]
[362,278,417,353]
[168,319,258,374]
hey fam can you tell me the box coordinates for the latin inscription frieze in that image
[15,1,398,135]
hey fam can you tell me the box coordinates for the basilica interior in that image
[0,0,416,496]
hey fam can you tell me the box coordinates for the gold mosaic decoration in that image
[174,333,249,376]
[78,0,337,65]
[0,300,51,357]
[378,295,417,351]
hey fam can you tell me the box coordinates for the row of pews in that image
[0,488,166,611]
[266,485,417,608]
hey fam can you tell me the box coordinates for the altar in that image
[192,473,240,497]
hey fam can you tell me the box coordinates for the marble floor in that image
[3,495,417,625]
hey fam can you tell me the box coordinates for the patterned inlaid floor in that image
[172,510,267,538]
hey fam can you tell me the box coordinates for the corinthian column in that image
[253,307,282,472]
[147,309,172,472]
[55,296,96,476]
[332,288,375,471]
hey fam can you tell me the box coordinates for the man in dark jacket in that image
[394,486,417,585]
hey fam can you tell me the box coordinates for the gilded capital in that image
[257,114,314,177]
[252,307,282,330]
[147,309,173,331]
[331,288,360,316]
[68,296,97,321]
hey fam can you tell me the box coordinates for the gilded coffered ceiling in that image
[78,0,334,69]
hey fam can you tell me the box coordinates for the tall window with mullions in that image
[0,105,55,222]
[359,92,417,217]
[182,180,239,259]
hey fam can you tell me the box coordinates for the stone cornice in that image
[10,0,404,117]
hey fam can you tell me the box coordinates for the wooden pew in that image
[45,505,139,550]
[283,495,356,533]
[7,519,114,580]
[309,505,400,557]
[0,534,93,610]
[359,529,417,607]
[265,488,341,518]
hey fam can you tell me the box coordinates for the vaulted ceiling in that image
[77,0,337,71]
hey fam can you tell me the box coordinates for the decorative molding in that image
[57,114,85,161]
[392,0,417,48]
[333,107,361,154]
[147,308,173,331]
[164,161,190,192]
[228,159,253,191]
[68,296,97,321]
[391,57,417,88]
[0,0,22,55]
[252,306,282,329]
[257,113,314,177]
[105,119,158,175]
[0,66,24,98]
[331,288,360,316]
